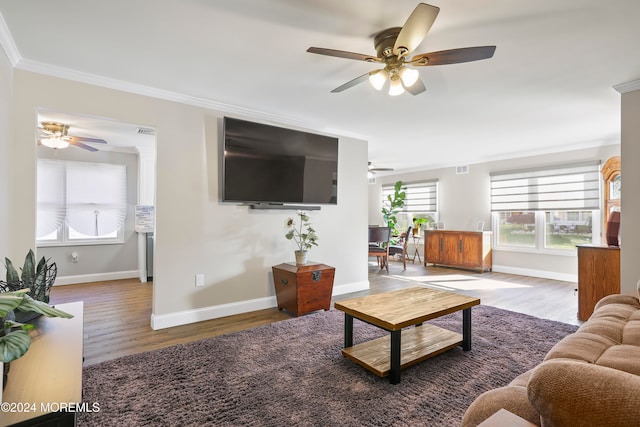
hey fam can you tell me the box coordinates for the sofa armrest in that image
[462,385,540,427]
[528,359,640,427]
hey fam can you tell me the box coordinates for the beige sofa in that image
[462,292,640,427]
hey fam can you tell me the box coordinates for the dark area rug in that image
[79,305,578,426]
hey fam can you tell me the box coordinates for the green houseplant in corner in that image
[285,211,318,265]
[381,180,406,237]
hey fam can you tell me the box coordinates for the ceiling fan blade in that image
[68,136,108,144]
[331,72,370,93]
[69,140,99,152]
[405,76,426,95]
[307,47,380,63]
[411,46,496,66]
[393,3,440,57]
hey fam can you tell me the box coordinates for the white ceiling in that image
[1,0,639,172]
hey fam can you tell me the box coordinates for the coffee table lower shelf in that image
[342,324,462,377]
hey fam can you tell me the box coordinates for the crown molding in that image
[14,58,313,131]
[613,80,640,94]
[0,12,20,66]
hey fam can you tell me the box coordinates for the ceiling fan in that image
[368,162,394,174]
[307,3,496,96]
[38,122,108,152]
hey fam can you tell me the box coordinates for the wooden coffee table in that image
[334,287,480,384]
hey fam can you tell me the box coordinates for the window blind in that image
[36,159,127,239]
[382,179,438,213]
[490,162,600,211]
[66,162,127,236]
[36,159,66,238]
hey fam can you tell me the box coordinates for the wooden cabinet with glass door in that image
[602,156,621,233]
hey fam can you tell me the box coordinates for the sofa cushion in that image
[597,345,640,375]
[544,332,617,364]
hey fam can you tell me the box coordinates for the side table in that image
[477,409,537,427]
[272,262,335,317]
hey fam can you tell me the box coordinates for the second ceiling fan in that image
[307,3,496,96]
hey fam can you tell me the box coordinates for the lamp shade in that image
[368,69,388,91]
[41,137,69,149]
[399,67,419,87]
[388,76,404,96]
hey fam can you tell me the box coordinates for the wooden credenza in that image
[424,230,492,272]
[577,245,620,321]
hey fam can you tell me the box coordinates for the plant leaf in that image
[5,258,20,288]
[14,294,73,319]
[0,293,24,317]
[21,249,36,292]
[0,329,31,363]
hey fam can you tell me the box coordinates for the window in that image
[491,162,601,252]
[382,180,438,231]
[37,159,127,246]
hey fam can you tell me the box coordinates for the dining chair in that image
[388,226,413,270]
[368,226,391,273]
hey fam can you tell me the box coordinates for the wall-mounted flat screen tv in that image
[222,117,338,205]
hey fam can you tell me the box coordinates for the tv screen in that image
[222,117,338,205]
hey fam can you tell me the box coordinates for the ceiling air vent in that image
[136,127,155,136]
[456,165,469,175]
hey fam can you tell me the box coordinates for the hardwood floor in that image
[49,260,580,367]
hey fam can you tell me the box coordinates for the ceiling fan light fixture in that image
[399,67,419,87]
[41,136,69,149]
[388,75,404,96]
[368,69,388,91]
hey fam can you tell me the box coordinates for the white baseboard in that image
[492,265,577,283]
[54,270,139,286]
[150,280,370,330]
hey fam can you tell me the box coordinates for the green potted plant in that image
[381,181,406,237]
[412,216,434,235]
[3,250,57,323]
[1,289,73,389]
[285,211,318,265]
[4,249,56,303]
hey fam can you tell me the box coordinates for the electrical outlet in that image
[195,274,204,287]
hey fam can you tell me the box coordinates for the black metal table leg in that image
[462,307,472,351]
[390,330,401,384]
[344,313,353,348]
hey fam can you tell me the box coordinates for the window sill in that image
[492,246,578,257]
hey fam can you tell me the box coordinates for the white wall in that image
[0,47,11,260]
[620,86,640,295]
[371,145,620,281]
[6,70,369,329]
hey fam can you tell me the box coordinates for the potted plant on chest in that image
[285,210,318,266]
[275,211,334,317]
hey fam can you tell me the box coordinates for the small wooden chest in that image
[272,262,335,317]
